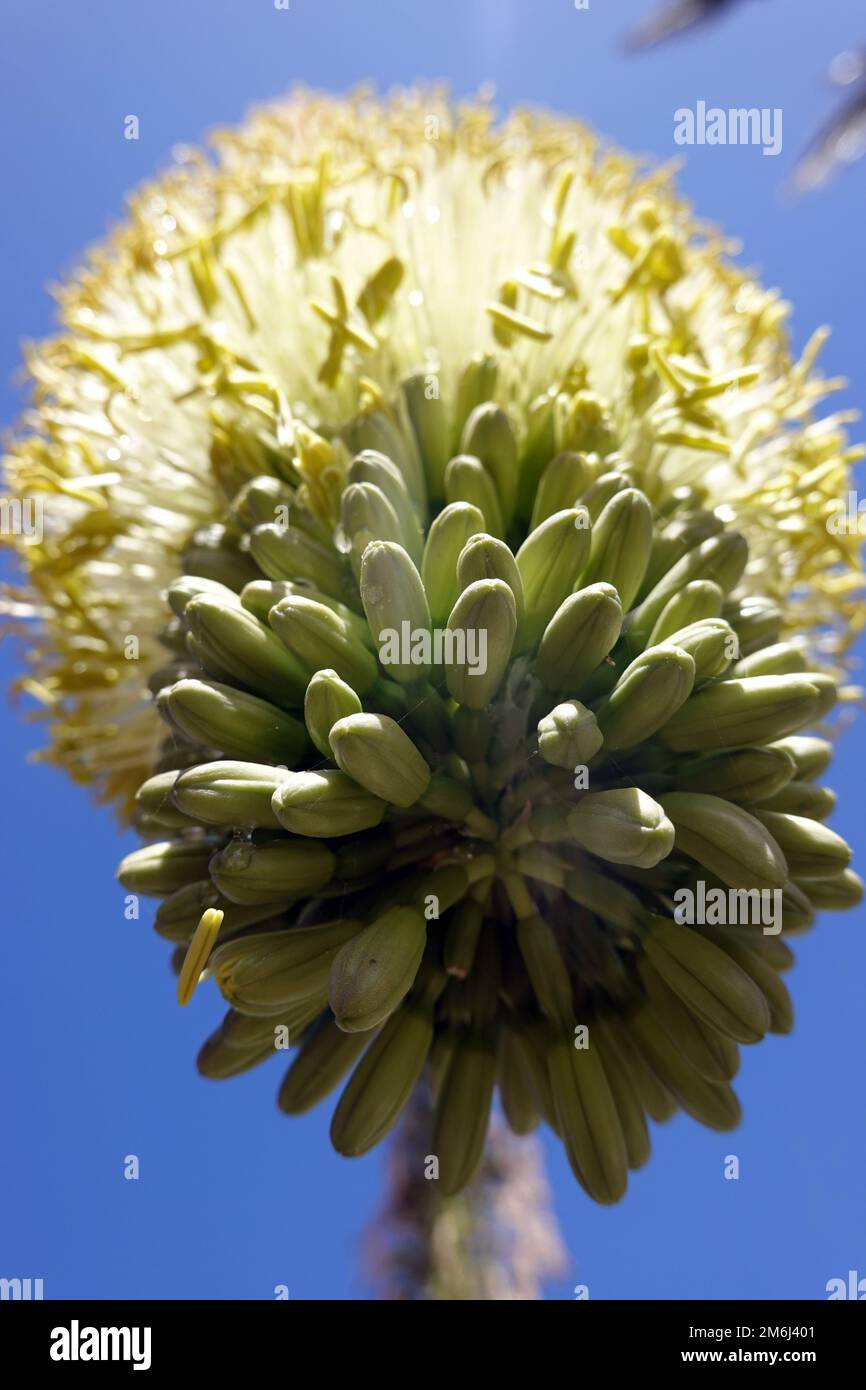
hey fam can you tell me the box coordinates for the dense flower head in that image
[3,90,864,1200]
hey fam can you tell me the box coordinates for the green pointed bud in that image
[171,760,289,829]
[753,810,852,880]
[536,582,622,689]
[594,644,695,750]
[158,679,308,764]
[268,595,379,695]
[182,526,259,590]
[329,713,431,808]
[116,837,220,896]
[444,578,517,710]
[444,454,505,537]
[457,533,524,623]
[563,859,643,931]
[344,409,426,512]
[241,579,371,646]
[134,771,198,830]
[567,788,675,869]
[516,507,592,649]
[421,501,486,626]
[329,906,427,1032]
[460,402,518,527]
[755,780,836,820]
[768,735,832,780]
[249,521,345,594]
[210,918,364,1012]
[664,618,737,684]
[537,700,603,768]
[454,355,499,446]
[627,532,749,649]
[340,481,406,577]
[797,868,864,911]
[209,836,336,904]
[360,540,432,683]
[278,1016,373,1115]
[638,509,724,599]
[348,451,424,562]
[577,487,654,610]
[515,912,574,1032]
[649,581,724,643]
[153,881,279,943]
[185,593,308,707]
[660,675,822,753]
[530,452,591,530]
[675,745,796,803]
[167,574,241,619]
[230,474,298,531]
[723,595,782,655]
[579,469,632,523]
[660,792,788,890]
[780,881,816,932]
[433,1036,498,1195]
[734,642,809,678]
[807,673,838,719]
[271,768,387,837]
[304,669,362,758]
[402,372,450,501]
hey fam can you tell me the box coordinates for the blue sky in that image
[1,0,863,1300]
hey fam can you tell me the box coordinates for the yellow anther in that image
[177,908,223,1007]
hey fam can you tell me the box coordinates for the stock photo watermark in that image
[674,102,783,157]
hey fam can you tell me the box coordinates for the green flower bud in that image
[229,474,298,531]
[158,679,308,764]
[578,487,653,609]
[453,356,499,445]
[444,578,517,710]
[627,532,749,649]
[734,643,809,678]
[116,837,221,896]
[568,788,675,869]
[797,868,864,911]
[444,455,505,538]
[182,525,259,590]
[329,906,428,1032]
[537,700,604,768]
[344,408,426,512]
[172,760,290,829]
[563,859,643,931]
[268,595,379,694]
[649,581,724,643]
[460,402,518,526]
[240,579,370,645]
[153,881,280,943]
[209,836,336,904]
[167,574,242,619]
[249,521,345,594]
[675,745,797,803]
[348,450,424,560]
[536,582,623,690]
[185,593,308,707]
[768,735,832,780]
[304,669,363,758]
[665,618,737,684]
[723,595,782,655]
[753,810,852,880]
[134,771,198,830]
[638,510,724,599]
[755,780,836,820]
[660,675,822,753]
[402,372,450,501]
[340,481,407,577]
[457,533,525,623]
[580,470,631,522]
[278,1016,373,1115]
[660,792,788,890]
[271,768,387,837]
[421,501,486,626]
[530,452,591,531]
[595,644,695,750]
[210,917,364,1013]
[516,507,593,649]
[329,712,431,808]
[360,540,432,683]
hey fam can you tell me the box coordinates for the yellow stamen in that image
[177,908,223,1007]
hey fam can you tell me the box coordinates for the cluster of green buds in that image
[117,366,861,1203]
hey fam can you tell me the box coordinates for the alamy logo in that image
[0,1276,43,1299]
[674,102,783,156]
[826,1270,866,1299]
[377,622,487,675]
[673,881,782,935]
[50,1321,152,1371]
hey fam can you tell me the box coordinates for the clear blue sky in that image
[1,0,863,1300]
